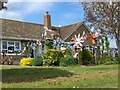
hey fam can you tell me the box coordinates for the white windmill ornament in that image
[72,31,87,48]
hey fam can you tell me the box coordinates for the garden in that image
[1,1,120,89]
[1,30,119,89]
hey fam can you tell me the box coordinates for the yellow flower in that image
[64,55,67,58]
[20,58,33,66]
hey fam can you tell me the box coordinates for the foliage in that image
[73,58,79,64]
[101,36,104,55]
[31,56,43,66]
[98,55,119,65]
[59,55,74,67]
[105,36,109,55]
[43,49,64,66]
[100,35,110,56]
[79,49,93,65]
[65,48,72,56]
[20,58,33,66]
[45,39,53,49]
[82,2,120,57]
[82,2,119,35]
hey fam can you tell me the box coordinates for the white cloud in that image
[0,10,22,20]
[0,1,54,20]
[7,0,80,2]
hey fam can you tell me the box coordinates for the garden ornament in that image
[86,32,99,45]
[72,31,87,47]
[36,39,42,45]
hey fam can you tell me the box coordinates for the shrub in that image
[65,48,72,56]
[43,49,64,66]
[60,55,74,67]
[79,49,92,65]
[98,56,119,65]
[73,58,79,64]
[45,39,53,49]
[104,61,111,65]
[20,58,33,66]
[31,56,43,66]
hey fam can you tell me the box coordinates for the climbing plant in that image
[105,36,110,55]
[101,35,110,56]
[101,36,104,56]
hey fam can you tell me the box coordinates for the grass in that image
[1,64,118,88]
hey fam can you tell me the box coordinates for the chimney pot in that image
[46,11,49,14]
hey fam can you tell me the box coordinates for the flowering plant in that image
[20,58,33,66]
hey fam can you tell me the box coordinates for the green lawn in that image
[0,64,118,88]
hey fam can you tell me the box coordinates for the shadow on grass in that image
[2,67,74,83]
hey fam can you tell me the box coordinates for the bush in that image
[98,56,119,65]
[45,39,53,49]
[43,49,64,66]
[60,55,74,67]
[31,56,43,66]
[20,58,33,66]
[79,49,92,65]
[65,48,72,56]
[73,58,79,64]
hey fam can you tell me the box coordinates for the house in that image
[0,11,94,60]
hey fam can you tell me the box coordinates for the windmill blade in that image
[94,32,99,38]
[82,31,85,36]
[86,37,92,40]
[74,35,77,40]
[78,33,80,40]
[79,39,84,43]
[92,39,96,44]
[79,43,83,47]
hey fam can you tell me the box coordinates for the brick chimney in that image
[44,11,51,29]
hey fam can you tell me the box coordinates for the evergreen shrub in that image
[98,55,119,65]
[31,56,43,66]
[79,49,92,65]
[60,55,74,66]
[43,49,64,66]
[65,48,72,56]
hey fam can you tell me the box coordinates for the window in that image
[2,41,7,53]
[2,41,21,55]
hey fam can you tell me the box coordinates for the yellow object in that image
[20,58,33,66]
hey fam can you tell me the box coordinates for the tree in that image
[82,2,120,57]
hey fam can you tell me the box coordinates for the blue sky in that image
[0,1,84,26]
[0,0,117,48]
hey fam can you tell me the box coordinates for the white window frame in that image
[1,40,21,55]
